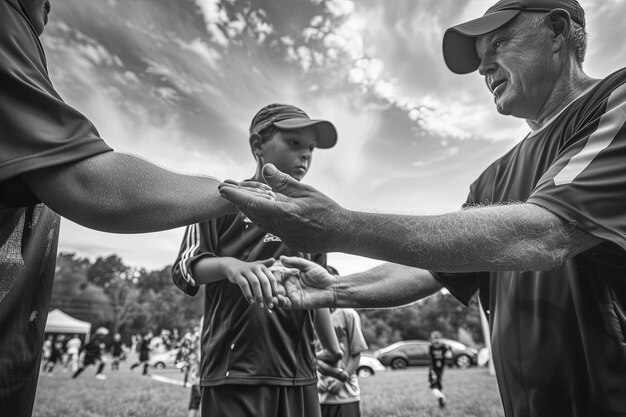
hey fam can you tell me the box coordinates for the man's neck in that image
[526,70,599,132]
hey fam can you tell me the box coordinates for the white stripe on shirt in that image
[179,224,200,287]
[553,83,626,186]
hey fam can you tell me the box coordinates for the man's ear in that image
[546,9,570,53]
[250,132,263,157]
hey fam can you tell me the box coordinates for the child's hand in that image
[223,258,278,311]
[225,180,276,201]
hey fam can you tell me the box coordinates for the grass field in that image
[33,366,504,417]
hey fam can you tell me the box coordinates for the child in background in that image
[316,266,368,417]
[428,330,453,408]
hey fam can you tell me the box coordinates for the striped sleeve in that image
[171,222,216,295]
[528,82,626,251]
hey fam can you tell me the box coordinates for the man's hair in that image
[524,12,587,64]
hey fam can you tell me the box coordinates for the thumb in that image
[262,164,301,195]
[259,258,275,268]
[280,255,315,272]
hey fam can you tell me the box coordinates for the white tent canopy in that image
[45,309,91,339]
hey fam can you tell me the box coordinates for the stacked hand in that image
[219,163,347,254]
[271,256,338,310]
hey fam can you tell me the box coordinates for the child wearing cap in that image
[171,103,341,417]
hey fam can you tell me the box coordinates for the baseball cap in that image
[249,103,337,149]
[443,0,585,74]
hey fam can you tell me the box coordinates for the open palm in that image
[272,256,337,309]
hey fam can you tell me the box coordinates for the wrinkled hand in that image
[219,164,346,253]
[271,256,337,310]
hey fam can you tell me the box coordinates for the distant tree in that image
[358,292,484,350]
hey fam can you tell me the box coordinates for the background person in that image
[64,334,82,373]
[316,267,368,417]
[130,332,152,376]
[72,327,108,380]
[220,1,626,416]
[109,333,124,371]
[427,331,452,408]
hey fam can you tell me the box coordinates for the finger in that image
[279,255,316,272]
[260,267,279,306]
[237,180,273,191]
[242,271,264,309]
[233,275,254,304]
[261,164,304,195]
[219,185,277,213]
[275,294,291,309]
[257,266,278,308]
[259,258,275,268]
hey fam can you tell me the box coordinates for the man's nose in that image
[478,53,497,76]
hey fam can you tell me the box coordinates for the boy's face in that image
[260,126,317,181]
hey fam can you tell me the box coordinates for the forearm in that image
[343,353,361,377]
[191,257,239,285]
[334,263,441,309]
[333,203,598,272]
[315,309,342,360]
[23,152,236,233]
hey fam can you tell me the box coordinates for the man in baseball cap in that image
[443,0,586,74]
[219,1,626,416]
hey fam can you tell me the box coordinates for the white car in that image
[148,348,179,369]
[356,353,386,378]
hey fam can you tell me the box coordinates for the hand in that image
[271,256,337,309]
[317,349,343,366]
[316,359,349,382]
[233,180,277,201]
[219,164,347,253]
[221,258,278,311]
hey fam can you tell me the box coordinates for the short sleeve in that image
[431,271,479,306]
[343,309,368,355]
[527,83,626,252]
[171,221,219,296]
[0,1,111,198]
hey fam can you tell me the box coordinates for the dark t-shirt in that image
[429,343,451,371]
[0,1,111,415]
[435,69,626,417]
[172,212,326,387]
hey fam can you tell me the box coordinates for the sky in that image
[42,0,626,275]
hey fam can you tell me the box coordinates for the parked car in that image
[356,353,386,378]
[148,348,179,369]
[374,339,478,370]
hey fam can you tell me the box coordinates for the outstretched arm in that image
[275,257,442,310]
[220,164,601,272]
[22,152,271,233]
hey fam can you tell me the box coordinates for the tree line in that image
[51,252,484,349]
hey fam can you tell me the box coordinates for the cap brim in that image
[443,9,521,74]
[273,118,337,149]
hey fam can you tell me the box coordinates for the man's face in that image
[475,14,558,119]
[260,126,317,182]
[20,0,51,36]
